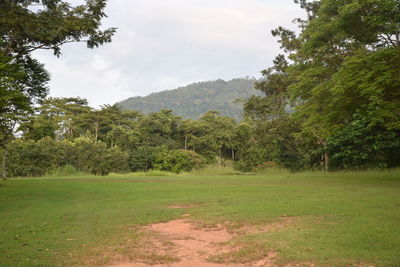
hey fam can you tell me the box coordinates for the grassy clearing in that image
[0,170,399,266]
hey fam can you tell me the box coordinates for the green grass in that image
[108,170,178,177]
[0,170,399,266]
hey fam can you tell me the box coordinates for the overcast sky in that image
[33,0,304,107]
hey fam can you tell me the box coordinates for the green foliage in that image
[128,146,160,172]
[0,0,115,179]
[5,137,129,177]
[0,51,49,148]
[11,101,252,176]
[244,0,400,171]
[73,137,129,175]
[154,150,205,173]
[241,53,311,171]
[328,47,400,131]
[117,78,262,121]
[47,165,86,177]
[0,0,116,58]
[136,109,181,148]
[234,139,271,172]
[189,111,237,162]
[0,0,115,134]
[327,116,400,169]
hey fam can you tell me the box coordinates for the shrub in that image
[6,139,41,177]
[327,116,400,170]
[5,137,129,177]
[154,149,205,173]
[47,165,86,177]
[127,146,160,172]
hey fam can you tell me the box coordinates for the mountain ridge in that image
[116,78,262,120]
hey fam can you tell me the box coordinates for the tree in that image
[179,119,199,150]
[0,51,49,178]
[19,97,92,140]
[243,53,310,170]
[1,0,116,58]
[5,137,129,177]
[0,0,115,179]
[154,149,205,173]
[247,0,400,171]
[188,111,237,163]
[287,0,400,170]
[136,110,181,148]
[327,115,400,169]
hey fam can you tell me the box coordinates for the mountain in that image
[116,78,262,121]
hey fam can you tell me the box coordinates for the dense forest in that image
[117,78,261,121]
[1,0,399,178]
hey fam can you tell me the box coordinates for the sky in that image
[33,0,304,107]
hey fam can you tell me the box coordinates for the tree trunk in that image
[2,149,6,180]
[184,136,188,150]
[94,123,99,143]
[218,147,222,167]
[324,151,329,172]
[145,159,149,172]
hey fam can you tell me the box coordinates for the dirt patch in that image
[108,216,285,267]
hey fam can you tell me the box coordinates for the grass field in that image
[0,170,399,266]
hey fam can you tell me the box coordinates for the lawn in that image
[0,170,399,266]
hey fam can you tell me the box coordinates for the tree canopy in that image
[245,0,400,170]
[0,0,115,178]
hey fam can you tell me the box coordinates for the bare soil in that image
[109,214,280,267]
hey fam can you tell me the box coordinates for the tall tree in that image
[0,0,115,179]
[245,0,400,170]
[287,0,400,169]
[20,97,92,140]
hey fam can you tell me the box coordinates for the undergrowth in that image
[189,165,245,176]
[46,165,87,177]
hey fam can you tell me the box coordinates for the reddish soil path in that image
[109,214,276,267]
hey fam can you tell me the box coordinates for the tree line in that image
[1,0,399,178]
[1,98,252,176]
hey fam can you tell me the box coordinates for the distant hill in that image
[116,78,262,120]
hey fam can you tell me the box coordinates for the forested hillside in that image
[117,78,261,120]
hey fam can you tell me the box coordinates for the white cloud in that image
[33,0,305,107]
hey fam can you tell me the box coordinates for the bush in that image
[6,139,40,177]
[47,165,86,177]
[127,146,160,172]
[154,149,205,173]
[234,143,271,172]
[327,116,400,170]
[5,137,129,177]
